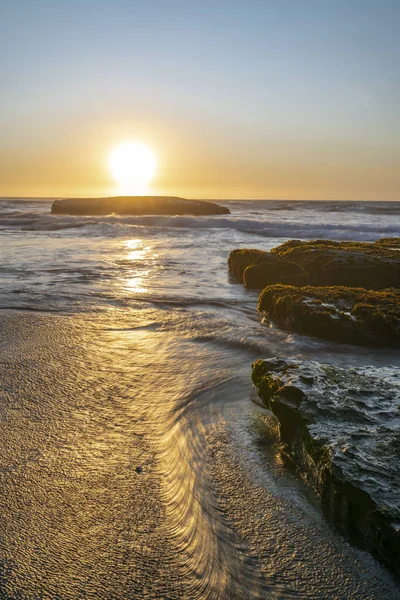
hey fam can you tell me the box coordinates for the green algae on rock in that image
[251,357,400,577]
[271,239,400,289]
[227,248,308,289]
[258,285,400,347]
[228,238,400,290]
[51,196,230,216]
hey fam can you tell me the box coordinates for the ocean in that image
[0,198,399,599]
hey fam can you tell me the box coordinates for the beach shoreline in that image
[0,309,398,598]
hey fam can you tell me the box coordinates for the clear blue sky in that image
[1,0,399,199]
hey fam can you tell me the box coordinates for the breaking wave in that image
[1,212,400,241]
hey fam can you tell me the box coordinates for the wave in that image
[316,201,400,214]
[223,199,400,214]
[1,212,399,241]
[1,197,400,240]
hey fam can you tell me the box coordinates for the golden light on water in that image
[125,238,148,262]
[122,239,153,293]
[108,142,157,194]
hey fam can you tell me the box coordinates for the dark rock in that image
[51,196,230,216]
[136,466,143,474]
[228,249,308,289]
[251,358,400,576]
[271,239,400,289]
[228,238,400,290]
[257,284,400,347]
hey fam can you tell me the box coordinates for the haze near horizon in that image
[1,0,399,200]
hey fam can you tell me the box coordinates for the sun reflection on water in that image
[125,239,149,262]
[120,239,154,294]
[125,273,149,293]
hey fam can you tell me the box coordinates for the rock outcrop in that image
[228,239,400,290]
[258,285,400,347]
[228,249,308,289]
[272,239,400,289]
[51,196,230,216]
[252,358,400,576]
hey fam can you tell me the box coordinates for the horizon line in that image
[1,196,400,203]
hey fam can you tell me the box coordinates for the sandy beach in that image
[0,309,398,598]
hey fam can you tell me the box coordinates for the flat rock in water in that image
[252,357,400,576]
[228,248,308,289]
[228,238,400,289]
[272,239,400,289]
[51,196,230,216]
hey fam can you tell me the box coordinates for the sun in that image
[108,142,157,194]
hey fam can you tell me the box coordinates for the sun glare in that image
[108,142,157,194]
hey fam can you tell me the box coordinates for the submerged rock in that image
[251,357,400,576]
[51,196,230,216]
[228,249,308,289]
[228,238,400,290]
[258,285,400,347]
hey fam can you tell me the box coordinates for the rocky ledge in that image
[252,357,400,576]
[258,285,400,347]
[51,196,230,216]
[228,238,400,289]
[228,248,307,289]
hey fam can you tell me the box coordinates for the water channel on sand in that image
[0,310,398,599]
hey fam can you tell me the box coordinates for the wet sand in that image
[0,311,398,599]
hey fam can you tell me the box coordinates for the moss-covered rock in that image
[229,238,400,290]
[228,249,308,289]
[258,285,400,346]
[252,358,400,576]
[271,239,400,289]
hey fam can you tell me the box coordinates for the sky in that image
[1,0,399,200]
